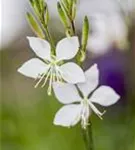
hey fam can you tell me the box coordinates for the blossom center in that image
[35,58,64,95]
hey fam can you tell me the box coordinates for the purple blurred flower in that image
[86,47,127,97]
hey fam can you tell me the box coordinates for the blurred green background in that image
[1,43,135,150]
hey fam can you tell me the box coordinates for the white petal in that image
[90,86,120,106]
[54,104,81,127]
[77,64,99,97]
[60,62,85,84]
[18,58,49,79]
[56,36,79,61]
[27,37,51,60]
[53,82,82,104]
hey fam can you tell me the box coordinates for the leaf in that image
[29,0,34,7]
[75,16,89,63]
[61,0,69,10]
[68,0,73,10]
[35,0,41,12]
[44,4,49,25]
[57,2,69,28]
[68,0,74,16]
[26,12,45,39]
[72,2,76,20]
[39,0,45,12]
[29,0,41,17]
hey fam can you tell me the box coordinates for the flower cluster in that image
[18,0,121,129]
[18,37,120,129]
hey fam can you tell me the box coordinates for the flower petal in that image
[60,62,85,84]
[27,37,51,60]
[77,64,99,97]
[53,82,82,104]
[53,104,81,127]
[56,36,79,61]
[90,86,120,106]
[18,58,49,79]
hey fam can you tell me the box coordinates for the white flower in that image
[53,64,120,129]
[18,36,85,95]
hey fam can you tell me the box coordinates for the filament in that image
[88,102,106,120]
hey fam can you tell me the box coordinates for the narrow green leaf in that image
[68,0,73,15]
[44,4,49,25]
[68,0,73,8]
[35,0,41,12]
[60,1,71,20]
[72,2,76,20]
[29,0,41,18]
[26,12,45,39]
[29,0,34,7]
[61,0,69,10]
[81,16,89,51]
[57,2,69,28]
[32,4,40,17]
[39,0,45,12]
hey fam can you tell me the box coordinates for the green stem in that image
[60,2,94,150]
[82,121,94,150]
[42,23,55,55]
[71,20,76,35]
[46,26,55,53]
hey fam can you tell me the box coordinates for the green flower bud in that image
[26,12,45,39]
[57,2,69,29]
[81,16,89,52]
[72,2,76,20]
[44,4,49,25]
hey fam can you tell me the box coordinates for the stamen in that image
[55,66,60,82]
[34,73,46,88]
[57,68,63,82]
[88,102,106,120]
[41,68,51,88]
[57,70,63,82]
[55,66,63,82]
[47,68,53,95]
[35,74,41,81]
[51,55,56,60]
[52,71,55,83]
